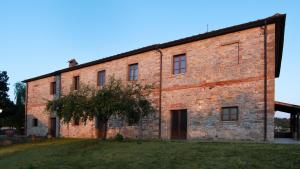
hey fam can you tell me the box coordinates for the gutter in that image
[25,82,28,136]
[263,20,268,141]
[22,14,286,83]
[156,48,163,139]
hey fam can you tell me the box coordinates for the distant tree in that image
[0,71,16,129]
[46,76,155,139]
[13,82,26,132]
[274,117,290,129]
[0,73,26,133]
[14,82,26,106]
[0,99,16,128]
[0,71,9,107]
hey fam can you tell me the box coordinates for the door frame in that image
[95,116,106,139]
[170,109,187,140]
[50,117,57,137]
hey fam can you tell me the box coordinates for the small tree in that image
[121,83,155,138]
[86,77,124,139]
[0,71,19,131]
[0,71,9,101]
[46,85,94,124]
[46,76,155,139]
[13,82,26,132]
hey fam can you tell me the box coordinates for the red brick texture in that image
[26,24,276,141]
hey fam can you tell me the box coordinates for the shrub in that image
[114,133,124,141]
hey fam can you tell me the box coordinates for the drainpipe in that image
[56,74,61,137]
[156,48,163,139]
[263,19,268,141]
[25,82,28,136]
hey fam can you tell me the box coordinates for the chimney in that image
[68,59,78,67]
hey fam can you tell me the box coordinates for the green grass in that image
[0,139,300,169]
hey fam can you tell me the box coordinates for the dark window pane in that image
[181,56,186,73]
[173,54,186,74]
[134,69,138,80]
[230,108,238,120]
[98,71,105,86]
[222,107,238,121]
[181,60,186,69]
[74,76,80,90]
[50,82,56,95]
[74,118,80,125]
[222,108,230,121]
[174,61,180,73]
[181,68,186,73]
[180,55,186,62]
[129,63,138,81]
[33,118,38,127]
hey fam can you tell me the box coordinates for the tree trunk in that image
[96,118,108,140]
[138,115,143,139]
[103,121,108,140]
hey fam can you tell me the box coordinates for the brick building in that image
[23,14,286,141]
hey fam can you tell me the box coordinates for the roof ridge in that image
[23,13,286,82]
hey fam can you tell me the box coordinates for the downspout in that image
[263,19,268,141]
[57,74,61,137]
[156,48,163,139]
[25,82,28,136]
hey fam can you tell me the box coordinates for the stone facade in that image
[25,22,278,141]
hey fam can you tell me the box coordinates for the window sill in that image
[169,73,186,78]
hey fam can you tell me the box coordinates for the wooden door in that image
[96,116,106,139]
[171,109,187,140]
[50,118,56,137]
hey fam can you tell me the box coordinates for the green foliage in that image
[46,84,94,124]
[0,70,13,128]
[121,82,155,125]
[114,133,124,141]
[0,71,9,101]
[46,76,155,139]
[86,77,124,123]
[0,72,25,132]
[274,117,290,129]
[0,71,10,115]
[14,82,26,106]
[0,99,16,128]
[13,82,26,131]
[46,76,155,138]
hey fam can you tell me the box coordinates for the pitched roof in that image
[23,14,286,83]
[275,101,300,114]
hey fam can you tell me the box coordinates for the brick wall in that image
[26,24,276,141]
[27,76,54,136]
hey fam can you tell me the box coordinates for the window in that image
[73,76,80,90]
[32,118,38,127]
[173,54,186,74]
[129,63,138,81]
[97,70,106,86]
[50,82,56,95]
[221,107,238,121]
[73,118,80,126]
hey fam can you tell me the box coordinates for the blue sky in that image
[0,1,299,117]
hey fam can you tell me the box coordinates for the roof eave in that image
[23,14,286,83]
[274,14,286,78]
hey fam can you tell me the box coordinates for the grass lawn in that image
[0,139,300,169]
